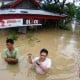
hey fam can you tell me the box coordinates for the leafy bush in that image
[29,26,34,30]
[27,33,37,42]
[58,21,70,30]
[7,33,18,40]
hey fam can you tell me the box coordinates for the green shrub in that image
[27,33,37,42]
[58,21,70,30]
[7,34,18,40]
[29,26,34,30]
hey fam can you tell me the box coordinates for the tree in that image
[76,7,80,20]
[60,0,66,13]
[42,0,67,13]
[42,3,62,13]
[64,3,76,22]
[42,1,76,21]
[54,0,59,4]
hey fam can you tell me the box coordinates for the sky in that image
[57,0,73,3]
[42,0,73,3]
[52,0,80,6]
[42,0,74,3]
[57,0,80,6]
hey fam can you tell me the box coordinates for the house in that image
[0,0,67,33]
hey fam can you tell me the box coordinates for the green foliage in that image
[76,7,80,20]
[64,3,76,22]
[42,0,77,30]
[42,2,76,22]
[29,26,35,32]
[43,2,77,27]
[27,33,35,41]
[42,3,62,13]
[29,26,34,30]
[27,32,38,46]
[58,21,70,30]
[7,33,18,40]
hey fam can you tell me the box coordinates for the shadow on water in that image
[71,20,76,32]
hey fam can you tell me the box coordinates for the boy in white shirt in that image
[28,48,52,74]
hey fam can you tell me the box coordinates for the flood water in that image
[0,23,80,80]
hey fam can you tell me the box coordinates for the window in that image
[34,20,38,24]
[26,19,30,24]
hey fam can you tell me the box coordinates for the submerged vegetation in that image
[7,33,18,40]
[58,22,70,30]
[27,27,38,45]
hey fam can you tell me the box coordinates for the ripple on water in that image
[0,29,80,80]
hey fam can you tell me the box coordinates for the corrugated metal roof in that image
[0,9,67,17]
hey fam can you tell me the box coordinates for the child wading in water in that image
[3,39,20,64]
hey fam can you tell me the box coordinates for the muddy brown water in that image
[0,24,80,80]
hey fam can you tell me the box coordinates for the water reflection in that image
[72,20,76,32]
[57,34,77,59]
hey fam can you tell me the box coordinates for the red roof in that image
[10,0,22,8]
[31,0,41,8]
[9,0,41,8]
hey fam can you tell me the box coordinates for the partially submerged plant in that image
[27,32,38,46]
[7,33,18,40]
